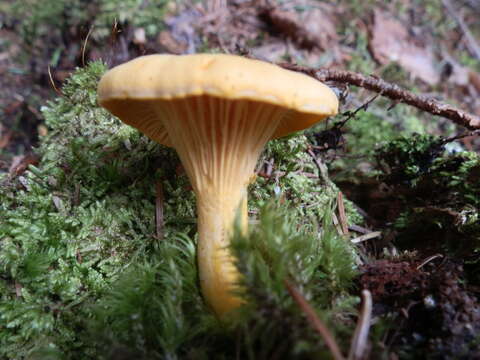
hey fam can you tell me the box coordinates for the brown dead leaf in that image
[370,9,440,85]
[251,40,288,62]
[0,126,13,149]
[157,31,188,54]
[261,1,339,52]
[469,70,480,94]
[8,154,40,177]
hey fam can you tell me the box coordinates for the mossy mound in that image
[0,62,359,359]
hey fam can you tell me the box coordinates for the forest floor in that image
[1,0,480,358]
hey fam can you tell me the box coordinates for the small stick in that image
[155,180,165,240]
[441,129,480,144]
[307,148,330,183]
[82,25,94,67]
[337,192,349,236]
[47,65,62,95]
[351,231,382,244]
[416,253,443,270]
[279,63,480,130]
[285,280,345,360]
[348,290,372,360]
[348,224,372,235]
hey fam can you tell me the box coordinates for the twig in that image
[351,231,382,244]
[306,148,329,183]
[81,25,94,67]
[348,290,372,360]
[337,192,349,236]
[155,180,165,240]
[47,65,62,95]
[285,280,345,360]
[348,224,372,235]
[279,63,480,130]
[442,0,480,61]
[416,253,443,270]
[441,129,480,144]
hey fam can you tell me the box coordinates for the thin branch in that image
[284,280,345,360]
[443,0,480,61]
[416,253,443,270]
[351,231,382,244]
[47,65,62,95]
[441,129,480,144]
[279,63,480,130]
[81,25,94,67]
[348,290,372,360]
[306,148,329,183]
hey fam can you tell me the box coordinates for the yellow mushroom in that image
[97,54,338,318]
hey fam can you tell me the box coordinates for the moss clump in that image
[6,0,171,46]
[370,134,480,263]
[0,62,360,359]
[228,203,358,359]
[0,61,193,359]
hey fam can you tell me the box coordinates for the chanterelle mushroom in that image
[98,54,338,317]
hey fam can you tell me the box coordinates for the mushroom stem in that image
[196,188,248,316]
[156,96,285,317]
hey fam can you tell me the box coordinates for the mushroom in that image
[97,54,338,317]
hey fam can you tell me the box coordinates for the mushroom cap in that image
[98,54,338,146]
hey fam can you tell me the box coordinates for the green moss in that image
[7,0,171,46]
[228,203,358,359]
[0,61,192,358]
[0,62,361,358]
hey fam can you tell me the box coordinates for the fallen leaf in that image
[261,1,339,52]
[157,30,188,54]
[0,126,13,149]
[251,40,288,62]
[369,10,440,85]
[9,154,39,177]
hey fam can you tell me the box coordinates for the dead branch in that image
[279,63,480,130]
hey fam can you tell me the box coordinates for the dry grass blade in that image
[285,280,345,360]
[337,192,349,236]
[348,290,373,360]
[47,65,62,95]
[416,254,443,270]
[82,25,94,67]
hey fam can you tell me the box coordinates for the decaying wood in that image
[279,63,480,130]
